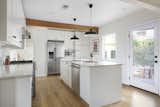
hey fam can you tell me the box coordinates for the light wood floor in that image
[32,76,160,107]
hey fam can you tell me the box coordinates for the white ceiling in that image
[22,0,141,26]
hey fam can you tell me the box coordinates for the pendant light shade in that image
[85,3,98,35]
[70,32,79,40]
[85,29,97,35]
[70,18,79,40]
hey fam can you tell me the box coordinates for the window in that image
[102,33,117,61]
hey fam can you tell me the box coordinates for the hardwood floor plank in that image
[32,76,88,107]
[32,76,160,107]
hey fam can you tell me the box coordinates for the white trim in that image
[121,0,160,12]
[128,19,160,31]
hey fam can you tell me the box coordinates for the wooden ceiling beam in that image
[26,18,99,33]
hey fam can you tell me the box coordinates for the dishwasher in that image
[72,63,80,95]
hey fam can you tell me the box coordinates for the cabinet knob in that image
[19,41,23,43]
[12,35,16,39]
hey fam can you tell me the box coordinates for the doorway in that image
[129,23,159,94]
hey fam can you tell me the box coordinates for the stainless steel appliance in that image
[72,63,80,95]
[47,40,64,75]
[32,61,36,98]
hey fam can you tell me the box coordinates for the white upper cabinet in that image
[0,0,26,48]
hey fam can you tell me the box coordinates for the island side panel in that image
[80,66,91,104]
[90,65,122,107]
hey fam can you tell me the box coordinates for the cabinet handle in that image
[19,41,23,43]
[12,35,16,39]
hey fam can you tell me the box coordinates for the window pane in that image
[111,50,116,59]
[105,51,107,60]
[102,33,116,61]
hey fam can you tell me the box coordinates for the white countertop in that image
[61,58,74,61]
[61,58,92,62]
[72,61,121,67]
[0,64,33,80]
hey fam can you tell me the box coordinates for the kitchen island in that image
[72,61,122,107]
[0,64,33,107]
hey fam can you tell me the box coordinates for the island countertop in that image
[72,61,121,67]
[0,63,33,80]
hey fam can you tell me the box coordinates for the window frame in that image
[101,33,117,62]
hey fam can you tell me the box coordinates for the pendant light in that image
[70,18,79,40]
[85,3,97,35]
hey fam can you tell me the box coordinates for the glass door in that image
[129,26,159,94]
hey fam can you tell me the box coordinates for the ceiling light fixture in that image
[62,4,69,10]
[85,3,97,35]
[70,18,79,40]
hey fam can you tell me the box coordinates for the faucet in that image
[90,53,93,61]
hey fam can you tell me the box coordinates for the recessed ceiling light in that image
[62,4,69,9]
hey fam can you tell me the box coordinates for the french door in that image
[129,23,159,94]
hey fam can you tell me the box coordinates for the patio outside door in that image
[129,24,159,94]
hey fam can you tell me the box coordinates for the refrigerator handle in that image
[54,47,56,61]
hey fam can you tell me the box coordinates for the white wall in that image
[27,26,90,77]
[100,9,160,84]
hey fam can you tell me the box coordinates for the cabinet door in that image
[60,61,68,82]
[68,62,72,88]
[60,61,65,80]
[7,0,16,43]
[0,79,16,107]
[7,0,25,48]
[63,61,69,84]
[60,61,68,84]
[60,61,72,88]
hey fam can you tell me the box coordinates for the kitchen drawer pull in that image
[19,41,23,43]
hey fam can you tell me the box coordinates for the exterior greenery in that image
[133,39,154,67]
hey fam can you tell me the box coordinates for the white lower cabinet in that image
[0,77,32,107]
[60,60,72,88]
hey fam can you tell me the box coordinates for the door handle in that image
[155,56,158,58]
[155,61,158,63]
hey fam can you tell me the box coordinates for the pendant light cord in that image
[89,3,93,28]
[90,4,92,26]
[73,18,76,35]
[89,3,93,26]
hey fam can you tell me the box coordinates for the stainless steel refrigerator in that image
[47,40,64,75]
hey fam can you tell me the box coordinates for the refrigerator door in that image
[48,43,57,75]
[47,40,64,75]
